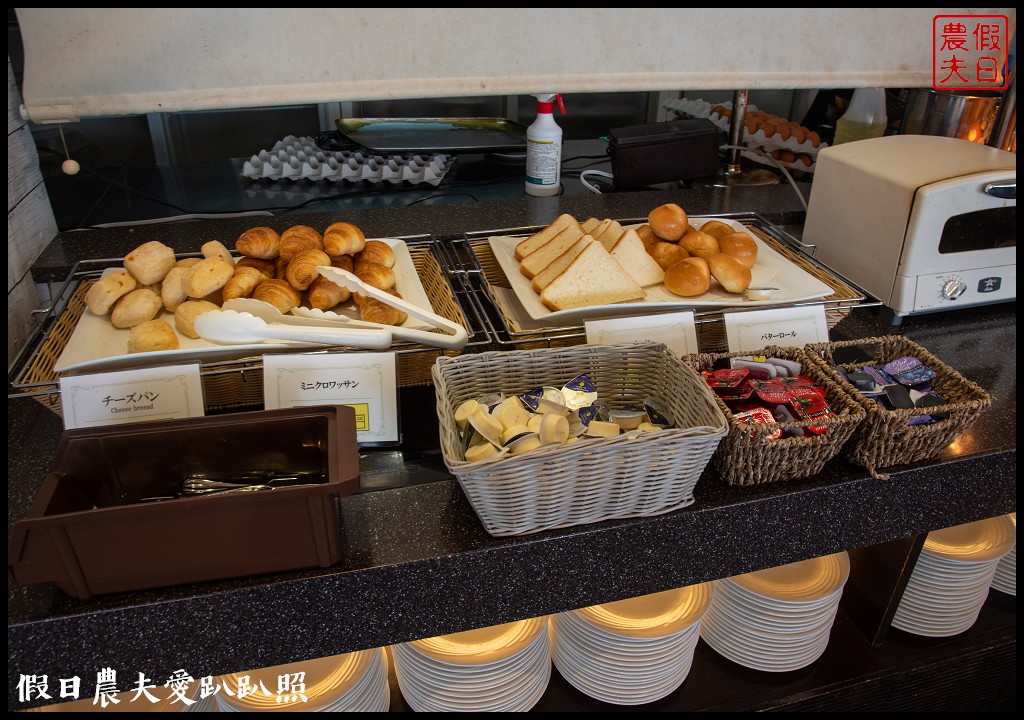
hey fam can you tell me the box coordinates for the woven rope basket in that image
[805,336,992,479]
[687,345,866,487]
[432,343,729,537]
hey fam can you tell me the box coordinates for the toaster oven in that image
[803,135,1015,324]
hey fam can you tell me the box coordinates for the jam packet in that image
[883,357,938,387]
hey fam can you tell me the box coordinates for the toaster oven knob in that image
[942,278,968,300]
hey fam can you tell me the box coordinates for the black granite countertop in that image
[9,185,1015,710]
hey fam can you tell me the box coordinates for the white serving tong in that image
[307,265,469,350]
[193,308,393,349]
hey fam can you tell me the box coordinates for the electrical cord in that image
[579,170,615,194]
[717,144,809,213]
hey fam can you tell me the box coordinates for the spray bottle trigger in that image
[555,94,566,114]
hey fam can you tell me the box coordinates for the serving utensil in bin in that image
[314,265,470,350]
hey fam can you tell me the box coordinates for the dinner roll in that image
[664,257,711,297]
[648,241,689,271]
[707,253,753,294]
[124,241,176,286]
[647,203,689,241]
[174,299,220,339]
[678,230,721,260]
[127,319,180,353]
[110,288,163,329]
[718,232,758,268]
[634,224,659,251]
[698,220,735,240]
[85,270,137,316]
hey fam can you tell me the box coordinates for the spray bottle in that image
[525,94,566,196]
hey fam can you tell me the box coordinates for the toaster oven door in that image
[894,169,1016,316]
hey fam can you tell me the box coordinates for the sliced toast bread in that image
[609,228,666,287]
[519,223,586,279]
[514,214,579,261]
[593,220,625,251]
[539,242,646,311]
[531,235,594,293]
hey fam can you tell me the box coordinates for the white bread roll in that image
[647,203,689,241]
[697,220,735,240]
[707,253,753,294]
[718,232,758,268]
[664,257,711,297]
[678,229,721,260]
[648,241,689,271]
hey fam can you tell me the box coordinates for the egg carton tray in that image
[663,98,826,172]
[241,135,455,186]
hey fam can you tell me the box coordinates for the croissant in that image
[308,275,352,311]
[323,222,366,256]
[236,256,276,279]
[236,226,281,260]
[221,265,266,301]
[354,240,395,268]
[252,279,301,315]
[285,248,332,291]
[355,290,408,327]
[274,256,290,280]
[353,259,396,291]
[330,254,354,272]
[279,225,325,262]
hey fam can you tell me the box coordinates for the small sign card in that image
[262,352,400,444]
[59,363,205,429]
[724,305,830,352]
[585,311,700,357]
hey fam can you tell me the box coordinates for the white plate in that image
[922,515,1017,563]
[574,582,712,639]
[487,217,835,324]
[54,238,432,374]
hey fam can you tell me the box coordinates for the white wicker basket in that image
[432,343,729,536]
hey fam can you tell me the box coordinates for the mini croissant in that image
[285,248,332,291]
[221,265,266,302]
[236,226,281,260]
[355,289,408,327]
[308,275,352,311]
[252,279,301,315]
[323,222,366,257]
[279,225,325,262]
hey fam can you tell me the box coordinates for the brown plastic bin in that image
[8,405,360,600]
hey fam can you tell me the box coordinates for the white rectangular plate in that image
[54,238,434,374]
[487,217,834,325]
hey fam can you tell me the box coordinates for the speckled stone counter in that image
[9,188,1016,710]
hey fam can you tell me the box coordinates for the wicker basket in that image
[12,245,475,417]
[686,346,866,487]
[432,343,729,537]
[804,336,992,479]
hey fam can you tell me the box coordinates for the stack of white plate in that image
[990,512,1016,596]
[549,582,712,705]
[215,647,389,712]
[893,515,1016,637]
[390,616,550,712]
[700,551,850,672]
